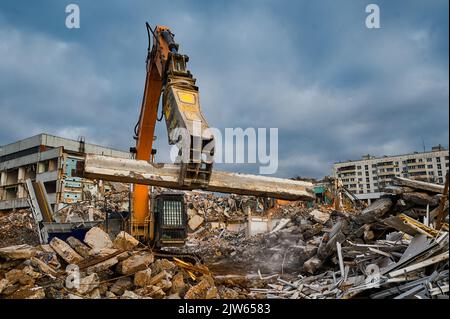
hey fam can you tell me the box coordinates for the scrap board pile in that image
[0,227,225,299]
[186,177,449,299]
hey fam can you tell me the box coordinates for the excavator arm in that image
[131,24,214,240]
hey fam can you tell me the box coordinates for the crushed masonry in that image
[0,177,448,299]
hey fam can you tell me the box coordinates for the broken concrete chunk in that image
[156,279,172,291]
[303,256,323,274]
[134,268,152,287]
[219,287,240,299]
[105,291,117,299]
[30,257,58,277]
[86,288,101,299]
[22,265,42,279]
[270,218,291,233]
[149,270,172,286]
[188,215,205,231]
[184,276,218,299]
[15,287,46,299]
[402,192,440,207]
[134,285,165,299]
[66,236,91,258]
[5,269,34,286]
[86,257,119,275]
[39,244,56,254]
[309,209,330,224]
[0,244,37,260]
[88,247,119,258]
[116,251,154,275]
[355,198,393,224]
[84,227,113,250]
[121,290,143,299]
[187,208,197,219]
[110,277,133,295]
[113,231,140,251]
[152,259,176,274]
[149,285,166,299]
[170,272,187,296]
[0,278,9,294]
[76,273,99,295]
[49,237,84,264]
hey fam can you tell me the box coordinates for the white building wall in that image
[333,148,449,201]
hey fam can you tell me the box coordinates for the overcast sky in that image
[0,0,448,178]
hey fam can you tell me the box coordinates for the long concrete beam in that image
[393,176,445,194]
[81,155,314,201]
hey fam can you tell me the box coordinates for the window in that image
[373,177,378,180]
[366,178,370,182]
[429,171,434,175]
[365,165,369,170]
[438,171,443,176]
[427,164,433,169]
[427,158,432,162]
[357,165,362,169]
[366,184,370,189]
[437,157,441,163]
[358,172,362,176]
[437,164,442,170]
[396,168,400,172]
[358,178,362,181]
[439,178,444,183]
[418,158,423,162]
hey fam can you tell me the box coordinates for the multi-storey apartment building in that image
[0,133,130,211]
[333,145,449,203]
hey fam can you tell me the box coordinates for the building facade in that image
[0,134,130,211]
[333,145,449,203]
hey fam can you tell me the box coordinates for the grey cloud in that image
[0,1,448,179]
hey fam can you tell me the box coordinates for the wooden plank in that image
[382,214,440,238]
[388,252,449,278]
[81,155,314,201]
[393,176,445,194]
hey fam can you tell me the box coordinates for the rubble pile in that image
[185,192,300,232]
[53,182,129,223]
[0,227,226,299]
[0,210,39,248]
[188,177,449,299]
